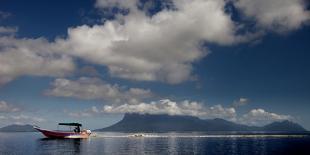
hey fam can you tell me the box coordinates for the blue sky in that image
[0,0,310,130]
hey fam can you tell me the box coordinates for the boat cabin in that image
[58,123,82,133]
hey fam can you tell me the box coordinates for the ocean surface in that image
[0,132,310,155]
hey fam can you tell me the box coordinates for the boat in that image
[34,123,91,139]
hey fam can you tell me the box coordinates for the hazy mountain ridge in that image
[0,124,36,132]
[96,113,307,132]
[0,114,307,132]
[262,120,306,131]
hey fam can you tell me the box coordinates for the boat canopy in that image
[58,123,82,127]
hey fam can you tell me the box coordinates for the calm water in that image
[0,132,310,155]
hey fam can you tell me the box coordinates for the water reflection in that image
[36,138,85,154]
[0,132,309,155]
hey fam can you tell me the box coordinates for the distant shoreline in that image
[93,131,310,135]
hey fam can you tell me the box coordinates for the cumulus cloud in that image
[103,100,237,121]
[70,99,237,121]
[45,77,153,104]
[54,0,247,84]
[239,108,293,126]
[1,0,309,85]
[103,102,293,125]
[235,0,310,32]
[0,36,75,85]
[0,101,20,113]
[57,0,309,84]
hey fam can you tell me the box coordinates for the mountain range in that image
[0,124,36,132]
[96,113,307,132]
[0,113,307,132]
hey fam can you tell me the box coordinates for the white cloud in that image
[67,106,100,118]
[0,36,75,85]
[239,108,293,126]
[207,105,237,121]
[68,111,92,118]
[0,101,20,113]
[45,77,153,104]
[0,114,46,125]
[0,26,17,35]
[9,114,45,123]
[102,99,237,121]
[54,0,246,84]
[232,97,249,107]
[235,0,310,32]
[0,101,45,124]
[95,0,138,11]
[103,102,293,125]
[0,101,46,125]
[0,115,6,120]
[1,0,308,85]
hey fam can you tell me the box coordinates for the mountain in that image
[263,120,306,132]
[96,113,306,132]
[0,124,36,132]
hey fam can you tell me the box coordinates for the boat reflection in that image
[36,138,86,154]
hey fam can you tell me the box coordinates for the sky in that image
[0,0,310,130]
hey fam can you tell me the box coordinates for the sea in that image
[0,132,310,155]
